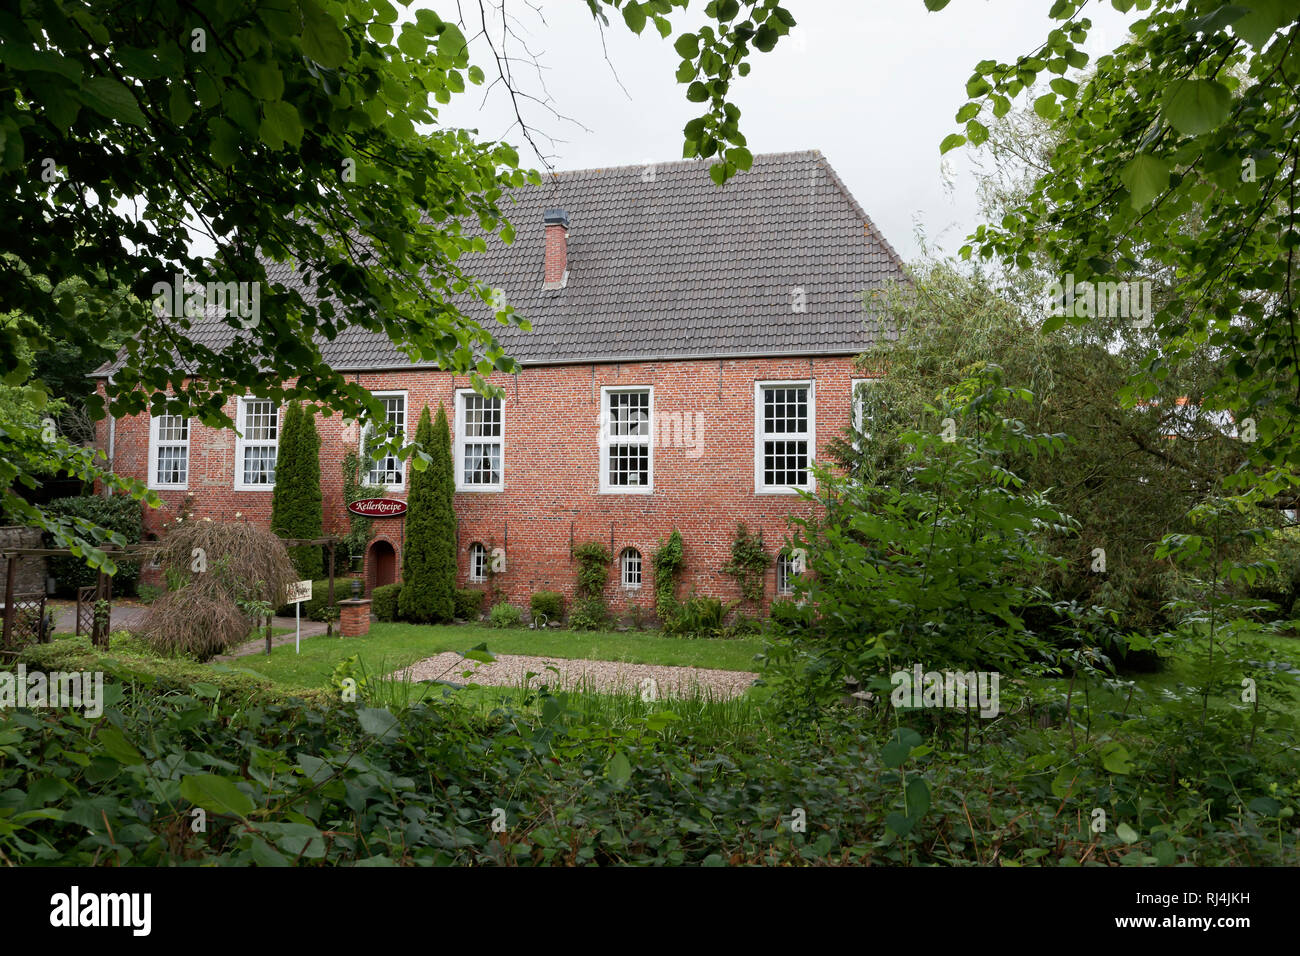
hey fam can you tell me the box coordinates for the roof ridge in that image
[540,149,823,181]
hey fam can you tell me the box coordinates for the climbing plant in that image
[722,523,770,605]
[570,542,611,631]
[652,529,685,622]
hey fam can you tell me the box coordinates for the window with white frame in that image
[620,547,642,588]
[455,390,503,491]
[469,542,488,582]
[148,413,189,489]
[600,387,653,492]
[234,398,279,489]
[362,392,407,487]
[851,378,877,445]
[755,382,814,492]
[777,551,796,596]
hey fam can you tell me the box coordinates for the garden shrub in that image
[530,590,564,623]
[135,520,298,661]
[45,494,143,596]
[663,593,739,638]
[489,601,522,628]
[371,583,402,622]
[454,588,486,620]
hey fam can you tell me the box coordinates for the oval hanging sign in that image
[348,498,408,517]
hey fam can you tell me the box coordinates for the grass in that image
[221,621,765,689]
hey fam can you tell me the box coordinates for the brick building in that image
[93,150,905,615]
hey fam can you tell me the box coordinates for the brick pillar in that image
[339,599,371,637]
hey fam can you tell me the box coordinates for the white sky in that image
[436,0,1136,262]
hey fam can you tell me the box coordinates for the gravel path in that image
[397,652,758,700]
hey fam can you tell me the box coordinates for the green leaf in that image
[1248,796,1282,817]
[1033,92,1061,120]
[1234,0,1294,49]
[180,774,255,818]
[357,707,399,739]
[209,118,240,168]
[885,811,914,835]
[1115,821,1139,843]
[924,0,952,9]
[726,146,753,171]
[78,77,148,128]
[259,100,303,149]
[1101,741,1135,774]
[167,85,194,126]
[606,751,632,785]
[96,727,144,765]
[1119,154,1171,209]
[940,132,967,154]
[623,3,647,34]
[301,0,350,67]
[673,32,699,59]
[1160,79,1232,136]
[905,778,931,818]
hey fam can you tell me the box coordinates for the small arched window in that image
[776,551,796,596]
[469,542,488,583]
[620,547,642,589]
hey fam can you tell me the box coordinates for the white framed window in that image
[233,398,279,490]
[600,386,653,493]
[620,547,642,589]
[851,378,878,442]
[755,381,815,493]
[148,412,189,490]
[362,392,407,488]
[455,389,504,492]
[777,551,796,596]
[469,542,488,582]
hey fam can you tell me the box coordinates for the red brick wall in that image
[97,355,870,620]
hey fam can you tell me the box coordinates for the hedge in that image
[372,583,402,622]
[530,590,564,622]
[454,588,486,620]
[45,495,143,596]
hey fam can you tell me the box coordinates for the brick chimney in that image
[543,208,569,289]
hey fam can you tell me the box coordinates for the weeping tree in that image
[136,520,298,661]
[270,402,323,578]
[398,405,456,623]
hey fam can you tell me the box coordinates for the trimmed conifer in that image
[270,401,324,579]
[398,404,456,622]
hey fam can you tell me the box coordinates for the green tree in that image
[399,405,455,623]
[941,0,1300,486]
[0,0,793,567]
[839,259,1244,629]
[271,402,323,579]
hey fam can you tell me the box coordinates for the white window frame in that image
[777,551,796,596]
[148,411,190,490]
[454,388,505,492]
[851,377,877,449]
[754,380,816,494]
[620,547,642,589]
[599,386,654,494]
[233,397,280,491]
[361,391,408,489]
[468,542,488,583]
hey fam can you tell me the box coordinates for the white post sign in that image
[286,579,312,654]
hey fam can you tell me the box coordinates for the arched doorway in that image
[367,540,397,593]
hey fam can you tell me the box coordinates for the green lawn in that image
[221,621,765,689]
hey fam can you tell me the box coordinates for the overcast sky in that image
[437,0,1137,262]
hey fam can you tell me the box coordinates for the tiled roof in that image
[97,150,905,376]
